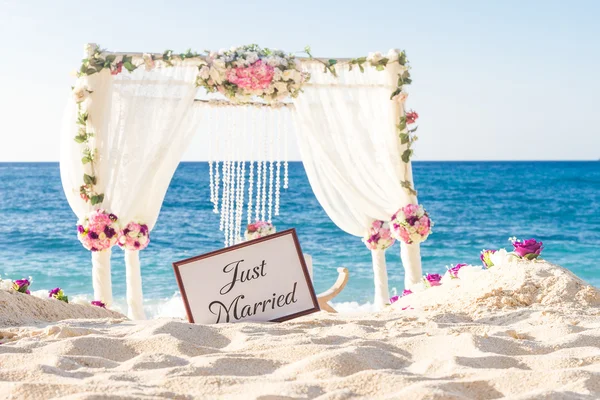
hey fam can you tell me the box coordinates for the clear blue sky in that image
[1,0,599,161]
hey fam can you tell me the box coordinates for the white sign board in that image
[173,229,320,324]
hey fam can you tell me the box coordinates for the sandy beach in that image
[1,260,599,399]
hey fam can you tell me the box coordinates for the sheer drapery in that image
[293,60,423,307]
[60,65,200,318]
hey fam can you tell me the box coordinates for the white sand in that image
[1,260,599,399]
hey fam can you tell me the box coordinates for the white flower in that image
[209,67,223,85]
[392,91,409,103]
[386,48,400,61]
[489,248,519,267]
[274,82,288,93]
[72,84,90,103]
[84,43,98,59]
[282,69,294,81]
[245,52,258,65]
[367,51,383,64]
[212,59,226,71]
[199,66,210,80]
[139,236,148,245]
[142,53,155,71]
[456,265,484,280]
[266,57,280,67]
[0,279,13,291]
[272,68,283,81]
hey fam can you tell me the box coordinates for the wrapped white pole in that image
[303,253,314,281]
[125,250,146,320]
[92,249,113,306]
[371,249,390,309]
[401,242,422,289]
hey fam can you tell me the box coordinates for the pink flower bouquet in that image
[390,204,433,244]
[77,210,119,252]
[118,221,150,251]
[244,221,276,241]
[362,220,396,251]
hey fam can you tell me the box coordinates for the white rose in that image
[212,59,226,71]
[209,68,223,85]
[99,232,106,240]
[456,265,484,281]
[264,86,275,95]
[266,57,279,67]
[72,84,89,103]
[199,66,210,80]
[272,68,283,81]
[142,53,155,71]
[489,249,519,267]
[84,43,98,59]
[282,69,294,81]
[139,236,148,245]
[0,279,13,291]
[367,51,383,64]
[274,82,288,93]
[278,57,288,67]
[246,52,258,64]
[386,48,400,61]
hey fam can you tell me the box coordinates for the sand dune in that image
[1,260,599,399]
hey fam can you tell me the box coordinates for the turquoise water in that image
[0,162,598,313]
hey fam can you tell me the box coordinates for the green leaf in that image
[123,61,136,72]
[74,135,86,144]
[85,68,97,75]
[399,133,410,145]
[397,119,407,132]
[83,174,96,185]
[401,149,413,163]
[90,194,104,205]
[409,126,419,133]
[390,88,401,100]
[81,156,91,164]
[359,65,364,73]
[375,64,385,71]
[328,59,338,66]
[105,54,116,63]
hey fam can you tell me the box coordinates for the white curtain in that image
[60,65,200,319]
[293,60,423,307]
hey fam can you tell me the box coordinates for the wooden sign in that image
[173,229,320,324]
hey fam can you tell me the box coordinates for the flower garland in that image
[390,237,545,304]
[362,220,395,251]
[390,204,433,244]
[244,221,276,241]
[74,44,422,203]
[77,209,119,252]
[118,221,150,251]
[197,44,309,103]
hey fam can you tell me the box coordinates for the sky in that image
[0,0,599,161]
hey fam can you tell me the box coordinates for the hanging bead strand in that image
[267,108,274,223]
[275,107,282,216]
[247,108,255,225]
[284,107,289,189]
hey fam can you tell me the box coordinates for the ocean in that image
[1,161,598,317]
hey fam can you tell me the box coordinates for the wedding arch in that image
[60,43,432,319]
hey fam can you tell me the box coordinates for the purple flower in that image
[48,287,61,297]
[425,273,442,286]
[104,225,116,239]
[448,263,467,278]
[89,231,99,239]
[134,241,140,248]
[390,295,399,304]
[402,289,412,297]
[108,213,118,222]
[91,300,106,308]
[140,224,149,235]
[77,225,85,234]
[406,216,419,226]
[122,228,130,236]
[13,279,31,294]
[480,249,497,268]
[90,246,98,252]
[512,238,543,260]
